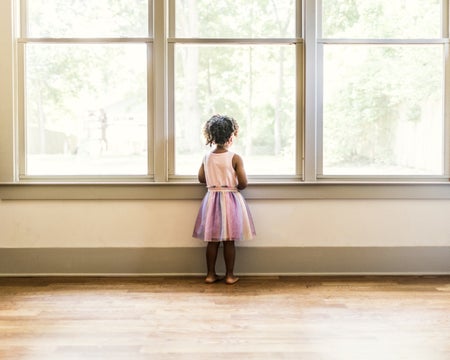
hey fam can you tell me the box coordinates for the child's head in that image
[203,114,239,147]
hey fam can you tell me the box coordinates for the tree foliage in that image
[322,0,443,174]
[175,0,296,174]
[24,0,444,176]
[25,0,147,163]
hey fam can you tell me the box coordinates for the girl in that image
[193,114,256,285]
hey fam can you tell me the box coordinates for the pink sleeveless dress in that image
[192,151,256,242]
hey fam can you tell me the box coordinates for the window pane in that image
[321,0,441,39]
[25,44,148,176]
[27,0,149,37]
[174,45,296,175]
[175,0,295,38]
[322,45,444,176]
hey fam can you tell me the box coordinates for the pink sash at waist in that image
[207,186,238,192]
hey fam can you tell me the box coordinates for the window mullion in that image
[444,0,450,177]
[445,55,450,176]
[153,0,168,181]
[443,0,449,38]
[167,0,175,179]
[296,0,303,178]
[0,0,16,182]
[16,0,27,181]
[303,0,318,181]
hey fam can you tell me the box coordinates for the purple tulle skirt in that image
[193,189,256,241]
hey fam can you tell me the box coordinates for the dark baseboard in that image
[0,246,449,276]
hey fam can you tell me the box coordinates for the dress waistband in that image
[207,186,238,192]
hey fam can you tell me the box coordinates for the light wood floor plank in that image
[0,276,449,359]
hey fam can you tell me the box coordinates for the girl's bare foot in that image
[204,274,223,284]
[225,275,239,285]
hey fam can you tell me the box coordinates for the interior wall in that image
[1,1,449,274]
[1,199,450,248]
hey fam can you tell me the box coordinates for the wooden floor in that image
[0,276,449,360]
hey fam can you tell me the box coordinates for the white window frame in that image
[310,0,450,182]
[165,0,303,182]
[1,0,450,201]
[16,0,155,182]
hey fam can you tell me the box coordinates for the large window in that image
[171,0,298,176]
[1,0,449,189]
[20,0,150,177]
[318,0,445,177]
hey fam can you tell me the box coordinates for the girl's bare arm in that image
[233,154,248,190]
[198,163,206,184]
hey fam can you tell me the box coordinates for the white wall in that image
[1,199,450,248]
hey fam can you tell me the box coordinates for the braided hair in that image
[203,114,239,147]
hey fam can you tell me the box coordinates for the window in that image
[19,0,150,177]
[317,0,446,177]
[1,0,449,193]
[17,0,301,180]
[170,0,299,177]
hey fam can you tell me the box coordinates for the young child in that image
[192,114,256,285]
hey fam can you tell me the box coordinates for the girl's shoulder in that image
[231,152,243,167]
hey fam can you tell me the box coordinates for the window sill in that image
[1,181,450,200]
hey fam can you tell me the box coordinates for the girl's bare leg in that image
[223,241,239,284]
[205,242,221,283]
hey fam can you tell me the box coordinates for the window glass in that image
[174,44,296,175]
[25,44,148,175]
[27,0,149,37]
[175,0,296,38]
[321,0,441,39]
[322,45,444,175]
